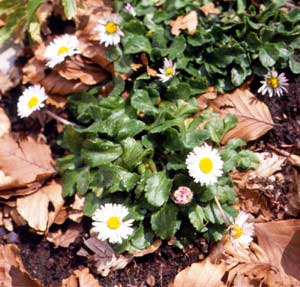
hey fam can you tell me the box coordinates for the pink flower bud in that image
[173,186,193,205]
[123,3,136,16]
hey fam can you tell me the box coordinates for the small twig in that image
[267,143,300,167]
[45,110,75,126]
[214,196,230,227]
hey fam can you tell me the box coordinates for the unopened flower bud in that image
[173,186,193,205]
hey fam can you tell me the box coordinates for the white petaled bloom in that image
[173,186,193,205]
[96,14,124,47]
[229,211,254,249]
[17,85,48,118]
[186,144,223,186]
[258,69,289,97]
[123,3,136,16]
[44,34,79,68]
[157,58,176,82]
[92,203,134,244]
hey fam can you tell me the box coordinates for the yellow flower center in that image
[199,157,213,174]
[231,224,243,239]
[106,216,121,230]
[267,77,279,89]
[57,46,69,55]
[28,96,39,109]
[165,67,174,76]
[105,22,118,34]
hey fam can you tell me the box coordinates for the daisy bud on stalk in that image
[123,3,136,16]
[92,203,134,244]
[258,68,289,97]
[96,14,124,47]
[229,211,254,249]
[44,34,80,68]
[173,186,193,205]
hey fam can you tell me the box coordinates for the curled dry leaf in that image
[286,168,300,217]
[61,268,102,287]
[0,244,43,287]
[170,11,198,36]
[46,223,82,248]
[23,58,88,96]
[210,88,274,143]
[199,3,221,16]
[16,181,64,233]
[0,134,55,192]
[0,107,10,138]
[77,237,132,277]
[255,220,300,285]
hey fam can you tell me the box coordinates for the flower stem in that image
[214,196,230,227]
[45,110,75,126]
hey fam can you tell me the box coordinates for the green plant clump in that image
[58,85,259,252]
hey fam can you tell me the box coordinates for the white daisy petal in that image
[92,203,134,244]
[186,143,223,186]
[17,85,48,118]
[96,14,124,47]
[44,34,79,68]
[258,68,289,97]
[157,58,176,83]
[230,211,254,250]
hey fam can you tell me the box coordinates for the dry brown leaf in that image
[0,108,11,137]
[132,239,162,257]
[211,88,274,143]
[0,134,55,191]
[16,181,64,233]
[78,237,132,277]
[255,220,300,285]
[23,58,88,95]
[199,3,221,16]
[0,244,43,287]
[286,169,300,217]
[174,258,227,287]
[46,223,82,248]
[170,11,198,36]
[62,268,102,287]
[55,56,109,85]
[267,144,300,168]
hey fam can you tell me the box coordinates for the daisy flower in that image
[123,3,136,16]
[186,144,223,186]
[92,203,134,244]
[258,68,289,97]
[17,85,48,118]
[44,34,79,68]
[157,58,176,82]
[96,14,124,47]
[173,186,193,205]
[229,211,254,249]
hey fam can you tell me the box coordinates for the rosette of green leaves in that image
[58,86,259,252]
[111,0,300,93]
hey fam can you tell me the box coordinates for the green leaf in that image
[81,139,123,167]
[289,54,300,74]
[151,204,179,239]
[189,205,206,232]
[62,0,77,19]
[131,89,158,116]
[145,172,172,207]
[27,0,44,26]
[83,192,98,216]
[259,44,279,68]
[123,34,152,54]
[62,170,79,197]
[130,225,154,250]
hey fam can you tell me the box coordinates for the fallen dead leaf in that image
[267,143,300,168]
[0,108,10,137]
[199,3,221,16]
[132,239,162,257]
[170,11,198,36]
[61,268,102,287]
[0,244,43,287]
[46,223,82,248]
[211,88,274,143]
[0,134,55,191]
[16,181,64,233]
[77,237,132,277]
[286,168,300,217]
[255,220,300,285]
